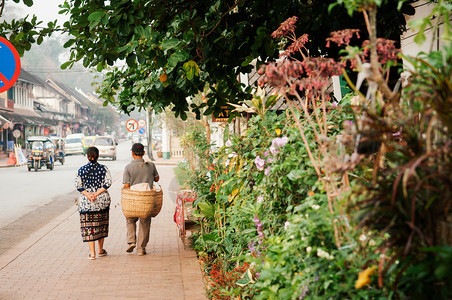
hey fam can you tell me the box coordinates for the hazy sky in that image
[3,0,68,24]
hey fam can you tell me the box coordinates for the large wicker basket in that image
[121,186,163,218]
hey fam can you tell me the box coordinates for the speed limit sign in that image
[138,119,146,127]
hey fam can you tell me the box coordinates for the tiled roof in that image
[18,69,46,86]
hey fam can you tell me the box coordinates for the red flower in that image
[362,38,400,65]
[326,29,361,47]
[271,16,298,38]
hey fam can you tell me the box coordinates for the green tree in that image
[0,0,57,55]
[2,0,415,119]
[59,0,414,119]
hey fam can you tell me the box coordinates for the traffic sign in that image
[138,119,146,127]
[138,127,146,134]
[12,129,21,138]
[0,37,21,93]
[126,119,138,132]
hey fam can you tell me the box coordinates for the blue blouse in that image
[75,162,112,213]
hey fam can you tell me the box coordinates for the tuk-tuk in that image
[50,136,65,165]
[82,136,96,155]
[26,136,55,172]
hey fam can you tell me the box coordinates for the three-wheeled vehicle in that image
[26,136,55,172]
[50,136,65,165]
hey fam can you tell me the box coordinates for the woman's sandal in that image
[98,249,108,257]
[89,254,96,260]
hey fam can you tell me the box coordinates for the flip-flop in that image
[89,254,96,260]
[98,250,108,257]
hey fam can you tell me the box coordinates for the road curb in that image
[152,159,182,166]
[0,164,16,168]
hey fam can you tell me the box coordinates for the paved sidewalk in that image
[0,156,183,168]
[0,157,14,168]
[0,170,206,299]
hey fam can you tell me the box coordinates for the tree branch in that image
[199,0,246,38]
[364,6,398,102]
[0,0,5,18]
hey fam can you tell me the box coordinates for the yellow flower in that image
[228,189,239,203]
[275,128,281,136]
[355,266,377,289]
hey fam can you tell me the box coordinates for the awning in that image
[0,112,56,126]
[0,113,13,129]
[1,112,32,125]
[0,113,10,124]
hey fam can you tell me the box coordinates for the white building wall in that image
[161,116,171,159]
[210,121,224,149]
[401,1,448,68]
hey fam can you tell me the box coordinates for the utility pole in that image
[146,107,155,161]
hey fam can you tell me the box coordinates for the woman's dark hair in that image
[86,146,99,163]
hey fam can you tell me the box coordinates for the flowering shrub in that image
[202,257,251,300]
[183,1,452,299]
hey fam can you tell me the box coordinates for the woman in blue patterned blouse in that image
[75,146,112,260]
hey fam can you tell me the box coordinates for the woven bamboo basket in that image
[121,186,163,218]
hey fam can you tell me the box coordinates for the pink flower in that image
[269,145,279,155]
[326,29,361,47]
[254,156,265,171]
[362,38,400,66]
[264,167,271,176]
[271,16,298,38]
[272,136,289,147]
[280,34,309,58]
[257,195,264,203]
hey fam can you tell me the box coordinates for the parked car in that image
[93,136,117,160]
[82,136,96,155]
[65,133,84,155]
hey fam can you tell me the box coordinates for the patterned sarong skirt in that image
[80,207,109,242]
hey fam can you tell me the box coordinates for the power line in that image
[24,69,97,74]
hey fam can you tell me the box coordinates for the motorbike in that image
[26,136,55,172]
[51,136,65,165]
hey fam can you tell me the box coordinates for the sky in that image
[3,0,68,24]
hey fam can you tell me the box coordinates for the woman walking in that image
[75,146,112,260]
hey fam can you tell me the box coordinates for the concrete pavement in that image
[0,163,206,299]
[0,156,14,168]
[0,156,183,168]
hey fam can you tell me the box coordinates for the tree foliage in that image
[58,0,414,118]
[1,0,415,119]
[0,0,57,55]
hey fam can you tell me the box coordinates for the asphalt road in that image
[0,141,179,256]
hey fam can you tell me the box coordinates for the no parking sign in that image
[0,37,21,93]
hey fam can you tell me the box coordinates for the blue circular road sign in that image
[0,37,21,93]
[138,127,146,134]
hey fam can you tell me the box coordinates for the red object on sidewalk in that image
[6,152,16,165]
